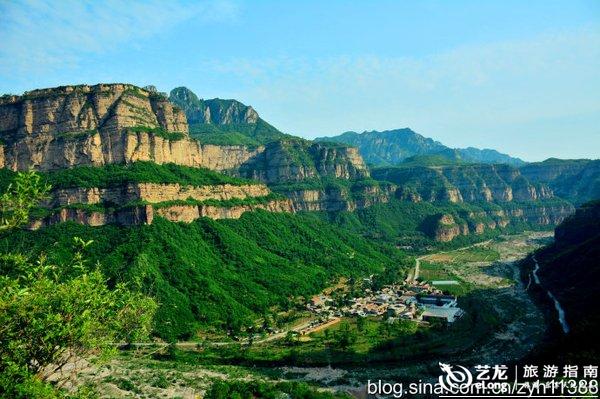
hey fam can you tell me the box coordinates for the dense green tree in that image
[356,316,366,332]
[2,210,405,340]
[0,172,157,398]
[0,171,49,234]
[334,322,357,350]
[285,331,299,346]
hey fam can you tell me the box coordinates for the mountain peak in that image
[169,87,259,125]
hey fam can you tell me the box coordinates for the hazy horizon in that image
[1,0,598,162]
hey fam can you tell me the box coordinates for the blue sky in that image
[0,0,599,161]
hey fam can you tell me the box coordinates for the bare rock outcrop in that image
[31,179,293,228]
[29,205,154,229]
[31,198,295,229]
[45,183,271,208]
[0,84,186,136]
[425,200,574,242]
[156,199,294,222]
[276,181,393,212]
[0,85,371,189]
[431,214,467,242]
[239,140,369,184]
[0,84,194,171]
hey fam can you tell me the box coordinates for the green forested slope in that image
[322,198,564,249]
[0,212,407,341]
[189,119,291,146]
[0,162,257,190]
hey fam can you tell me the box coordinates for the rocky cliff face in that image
[2,126,264,172]
[31,180,291,228]
[505,202,574,226]
[232,139,376,212]
[282,182,394,212]
[425,201,574,242]
[520,159,600,205]
[370,162,575,242]
[430,214,469,242]
[239,140,369,184]
[31,198,294,229]
[45,182,271,208]
[0,84,380,221]
[29,205,153,229]
[0,84,264,172]
[0,84,187,136]
[156,199,294,222]
[372,163,552,203]
[0,85,370,190]
[0,84,190,170]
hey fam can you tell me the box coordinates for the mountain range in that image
[167,89,598,206]
[165,86,600,207]
[0,82,598,340]
[315,128,526,166]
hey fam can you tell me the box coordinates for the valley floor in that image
[67,232,553,398]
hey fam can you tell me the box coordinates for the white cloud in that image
[0,0,239,74]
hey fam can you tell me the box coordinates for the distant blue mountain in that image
[315,128,526,167]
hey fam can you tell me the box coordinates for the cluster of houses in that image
[307,280,464,325]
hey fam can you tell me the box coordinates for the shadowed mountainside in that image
[524,200,600,363]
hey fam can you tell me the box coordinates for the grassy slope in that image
[189,119,292,146]
[1,211,407,341]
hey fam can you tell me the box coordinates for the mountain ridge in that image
[315,128,526,166]
[521,158,600,205]
[0,83,380,220]
[169,86,260,125]
[0,81,588,343]
[0,82,580,238]
[169,87,290,146]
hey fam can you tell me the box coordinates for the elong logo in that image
[438,362,474,391]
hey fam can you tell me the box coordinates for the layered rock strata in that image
[428,202,574,242]
[372,164,553,203]
[45,183,271,208]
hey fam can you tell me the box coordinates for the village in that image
[303,277,465,334]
